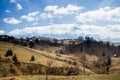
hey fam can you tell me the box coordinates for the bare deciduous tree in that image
[80,53,87,75]
[45,59,53,80]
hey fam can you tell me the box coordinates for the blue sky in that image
[0,0,120,42]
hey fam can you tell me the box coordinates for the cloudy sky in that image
[0,0,120,42]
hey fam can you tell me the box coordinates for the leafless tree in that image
[80,38,87,75]
[45,59,53,80]
[80,53,87,75]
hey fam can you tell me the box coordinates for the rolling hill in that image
[0,40,120,78]
[0,41,96,76]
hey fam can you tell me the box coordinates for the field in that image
[0,74,120,80]
[0,41,68,66]
[0,41,96,74]
[23,74,120,80]
[0,41,120,80]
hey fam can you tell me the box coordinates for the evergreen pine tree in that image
[30,55,35,61]
[12,54,19,63]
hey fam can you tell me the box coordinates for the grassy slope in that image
[0,41,96,75]
[0,41,120,80]
[110,58,120,74]
[0,74,120,80]
[0,41,65,66]
[0,41,120,74]
[22,74,120,80]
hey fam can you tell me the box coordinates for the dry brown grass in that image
[0,76,24,80]
[110,58,120,74]
[22,74,120,80]
[0,42,74,67]
[1,41,120,75]
[1,74,120,80]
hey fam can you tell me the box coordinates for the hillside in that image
[0,41,73,66]
[0,40,120,78]
[0,35,120,57]
[0,41,96,76]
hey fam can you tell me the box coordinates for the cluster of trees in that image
[0,35,62,48]
[60,36,114,74]
[36,38,60,46]
[1,35,119,57]
[61,36,120,57]
[94,52,111,74]
[0,35,35,48]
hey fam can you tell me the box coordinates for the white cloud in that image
[40,13,53,20]
[10,0,23,10]
[5,10,11,13]
[16,3,23,10]
[3,17,21,24]
[45,5,58,12]
[74,24,120,40]
[8,24,120,41]
[10,0,16,3]
[9,24,75,36]
[44,4,83,15]
[76,7,120,24]
[0,30,5,35]
[20,4,81,21]
[21,11,39,21]
[28,11,39,16]
[9,29,21,36]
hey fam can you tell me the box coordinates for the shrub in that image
[5,49,13,57]
[30,55,35,61]
[12,54,19,63]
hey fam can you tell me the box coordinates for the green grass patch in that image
[22,74,120,80]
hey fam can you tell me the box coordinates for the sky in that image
[0,0,120,42]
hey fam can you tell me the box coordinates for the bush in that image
[47,67,79,75]
[12,54,19,63]
[30,55,35,61]
[94,52,111,74]
[5,49,13,57]
[29,41,34,48]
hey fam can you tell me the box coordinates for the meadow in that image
[1,74,120,80]
[0,41,120,80]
